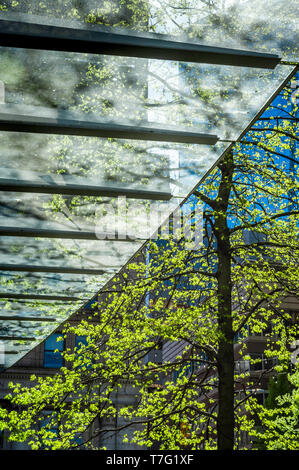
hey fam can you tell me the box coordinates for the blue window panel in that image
[40,415,58,448]
[75,335,92,370]
[44,333,64,368]
[83,298,97,311]
[75,335,87,350]
[44,333,64,351]
[43,351,63,368]
[72,434,83,447]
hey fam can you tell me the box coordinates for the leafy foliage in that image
[250,366,299,449]
[0,0,298,451]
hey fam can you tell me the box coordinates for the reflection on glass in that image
[0,1,297,60]
[0,0,297,368]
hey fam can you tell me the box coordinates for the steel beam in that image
[0,226,142,241]
[0,293,85,301]
[0,178,172,201]
[0,315,58,322]
[0,113,219,144]
[0,335,36,341]
[0,264,109,275]
[0,18,281,69]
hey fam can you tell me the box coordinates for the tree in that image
[0,74,298,449]
[250,370,292,449]
[250,366,299,450]
[0,0,298,327]
[0,0,298,451]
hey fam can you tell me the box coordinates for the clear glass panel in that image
[0,47,293,140]
[0,131,228,196]
[0,236,141,275]
[0,0,297,368]
[0,1,297,60]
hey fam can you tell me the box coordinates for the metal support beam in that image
[0,335,36,341]
[0,178,172,201]
[0,264,109,275]
[0,18,281,69]
[0,315,58,322]
[0,226,143,241]
[0,293,85,301]
[0,113,219,144]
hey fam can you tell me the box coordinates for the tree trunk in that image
[214,152,235,450]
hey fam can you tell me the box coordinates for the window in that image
[75,335,92,371]
[75,335,88,350]
[235,354,278,373]
[248,324,273,337]
[255,390,269,405]
[250,353,278,371]
[43,333,64,368]
[39,412,58,449]
[173,360,200,383]
[234,326,249,343]
[40,412,83,448]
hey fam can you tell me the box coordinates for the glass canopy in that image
[0,0,297,368]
